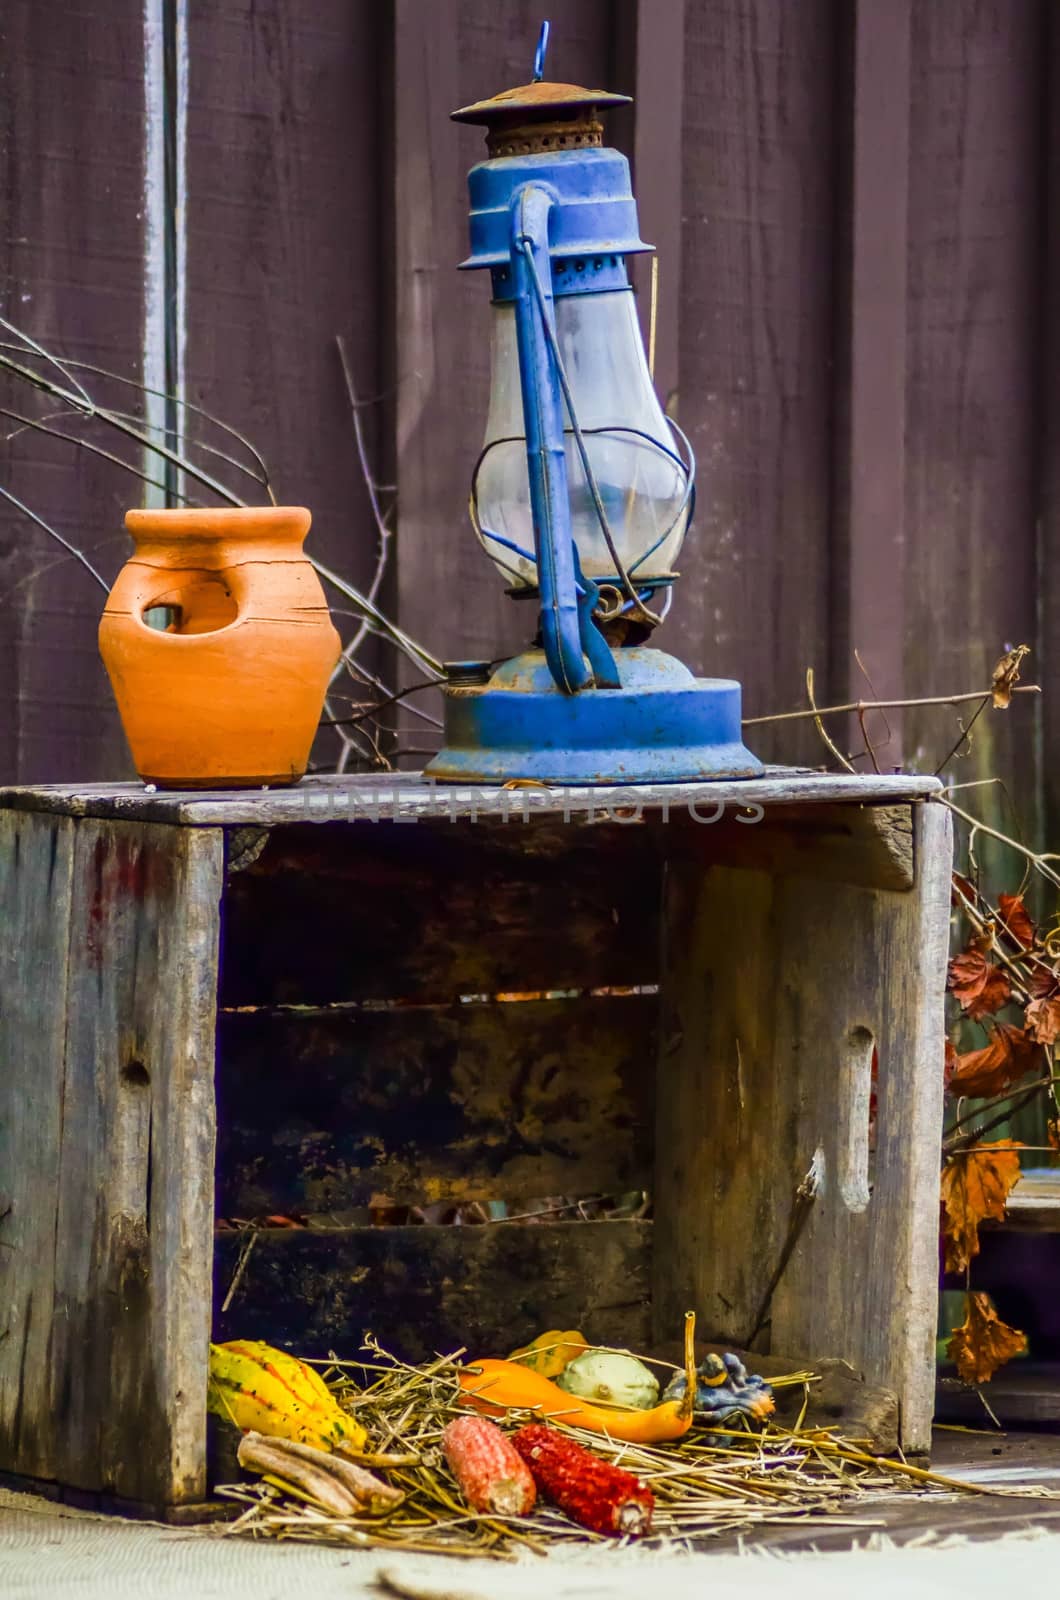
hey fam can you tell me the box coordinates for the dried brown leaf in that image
[998,892,1035,950]
[947,1291,1027,1384]
[951,872,978,911]
[941,1140,1024,1273]
[947,946,1012,1020]
[1028,961,1060,1000]
[1025,997,1060,1046]
[991,644,1030,710]
[947,1023,1039,1099]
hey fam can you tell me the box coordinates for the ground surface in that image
[4,1431,1060,1599]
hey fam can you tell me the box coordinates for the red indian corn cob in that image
[442,1415,537,1516]
[512,1424,655,1536]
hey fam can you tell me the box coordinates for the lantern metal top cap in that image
[451,80,631,125]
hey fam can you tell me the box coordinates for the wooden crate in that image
[0,773,950,1513]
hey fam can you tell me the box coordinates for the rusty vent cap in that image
[451,80,631,126]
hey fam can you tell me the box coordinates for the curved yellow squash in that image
[207,1339,367,1452]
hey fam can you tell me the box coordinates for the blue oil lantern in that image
[425,29,763,785]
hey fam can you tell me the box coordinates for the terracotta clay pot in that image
[99,506,341,789]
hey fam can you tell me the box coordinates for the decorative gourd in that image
[556,1350,659,1410]
[207,1339,367,1452]
[460,1312,698,1445]
[507,1329,589,1378]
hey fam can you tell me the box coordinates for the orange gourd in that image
[99,506,340,788]
[460,1313,697,1445]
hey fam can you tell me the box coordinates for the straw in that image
[215,1336,1060,1556]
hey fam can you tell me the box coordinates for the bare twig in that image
[856,705,881,774]
[335,335,391,641]
[935,695,990,775]
[943,1076,1059,1154]
[745,1150,823,1346]
[944,797,1060,893]
[850,649,890,771]
[321,679,439,730]
[0,347,244,505]
[0,405,196,504]
[854,649,893,741]
[0,485,108,591]
[805,668,856,772]
[315,560,442,680]
[743,686,1040,728]
[0,535,127,604]
[0,338,276,497]
[0,316,94,411]
[220,1227,258,1314]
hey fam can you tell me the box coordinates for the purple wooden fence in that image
[0,0,1051,835]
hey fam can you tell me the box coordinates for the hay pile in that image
[216,1339,1031,1558]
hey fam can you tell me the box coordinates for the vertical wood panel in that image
[392,0,486,711]
[612,0,685,413]
[1042,5,1060,845]
[832,0,911,761]
[0,1,146,783]
[653,801,952,1453]
[393,0,616,749]
[0,813,74,1481]
[183,1,386,620]
[50,818,221,1505]
[903,1,1042,833]
[672,0,837,765]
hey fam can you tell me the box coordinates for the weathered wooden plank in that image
[214,1220,652,1361]
[653,800,952,1453]
[49,818,223,1505]
[0,770,942,825]
[611,0,686,413]
[903,1,1042,840]
[671,802,916,892]
[832,0,911,757]
[937,1365,1060,1429]
[216,993,656,1214]
[0,0,145,783]
[0,812,75,1481]
[994,1171,1060,1233]
[392,0,616,712]
[672,0,836,765]
[182,0,386,742]
[219,820,662,1006]
[392,0,516,707]
[1044,11,1060,849]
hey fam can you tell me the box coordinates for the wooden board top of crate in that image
[0,769,942,827]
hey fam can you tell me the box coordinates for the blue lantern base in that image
[424,648,765,785]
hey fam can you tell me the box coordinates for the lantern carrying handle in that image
[508,182,619,692]
[532,20,550,82]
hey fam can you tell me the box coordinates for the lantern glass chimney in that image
[475,287,690,593]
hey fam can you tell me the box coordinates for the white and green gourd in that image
[555,1350,660,1410]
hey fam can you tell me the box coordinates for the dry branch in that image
[743,685,1040,728]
